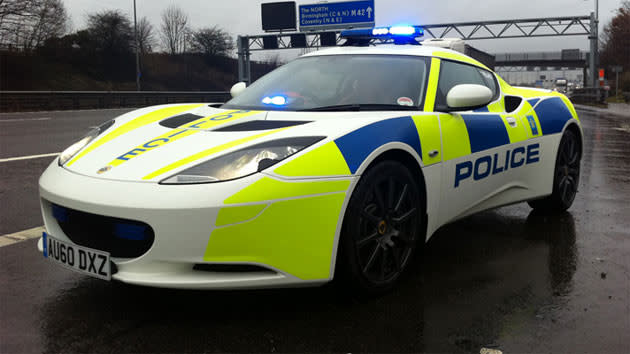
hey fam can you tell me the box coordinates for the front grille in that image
[193,264,273,273]
[51,204,155,258]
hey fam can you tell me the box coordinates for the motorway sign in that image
[299,0,375,31]
[612,66,623,73]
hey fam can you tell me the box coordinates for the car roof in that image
[302,44,491,71]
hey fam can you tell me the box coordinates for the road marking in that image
[0,152,60,163]
[0,117,51,122]
[0,226,44,248]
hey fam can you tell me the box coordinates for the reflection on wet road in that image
[1,109,629,353]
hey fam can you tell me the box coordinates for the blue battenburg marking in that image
[527,98,540,107]
[460,114,510,153]
[114,223,147,241]
[534,97,573,135]
[335,117,422,174]
[473,106,489,113]
[51,204,68,222]
[526,115,539,135]
[42,232,48,257]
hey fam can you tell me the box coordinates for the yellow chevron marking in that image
[107,110,261,167]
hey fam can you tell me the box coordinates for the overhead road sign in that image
[299,0,374,32]
[262,2,297,32]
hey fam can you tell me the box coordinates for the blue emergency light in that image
[340,25,424,40]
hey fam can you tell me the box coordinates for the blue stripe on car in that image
[335,117,422,174]
[534,97,573,135]
[461,114,510,153]
[527,98,540,107]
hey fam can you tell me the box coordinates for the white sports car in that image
[38,26,582,293]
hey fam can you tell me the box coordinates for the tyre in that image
[528,129,581,213]
[336,160,424,294]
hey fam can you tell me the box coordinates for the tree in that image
[190,26,233,57]
[134,17,156,54]
[86,10,133,54]
[0,0,69,50]
[600,1,630,92]
[160,5,188,54]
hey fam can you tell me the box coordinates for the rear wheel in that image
[337,160,424,294]
[528,129,581,213]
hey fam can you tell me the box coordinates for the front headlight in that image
[161,136,325,184]
[58,120,115,166]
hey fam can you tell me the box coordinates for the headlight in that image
[161,136,325,184]
[58,119,115,166]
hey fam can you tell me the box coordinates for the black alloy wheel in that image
[529,129,581,213]
[337,160,423,294]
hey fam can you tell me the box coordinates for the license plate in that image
[42,232,111,280]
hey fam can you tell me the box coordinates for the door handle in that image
[506,117,518,127]
[428,150,439,158]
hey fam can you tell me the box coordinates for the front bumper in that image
[38,163,355,289]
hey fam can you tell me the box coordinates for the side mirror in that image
[230,82,247,98]
[445,84,493,112]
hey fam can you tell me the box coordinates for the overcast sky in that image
[64,0,623,58]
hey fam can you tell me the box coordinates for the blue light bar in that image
[262,95,287,106]
[341,25,424,40]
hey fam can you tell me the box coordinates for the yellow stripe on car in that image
[107,110,261,167]
[412,114,442,165]
[432,51,491,71]
[423,58,441,112]
[66,104,204,166]
[142,128,288,180]
[439,113,472,161]
[273,141,351,177]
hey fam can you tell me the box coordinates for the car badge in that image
[97,166,112,174]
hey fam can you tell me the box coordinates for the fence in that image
[0,91,232,112]
[569,87,608,105]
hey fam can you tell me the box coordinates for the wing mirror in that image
[230,82,247,98]
[444,84,493,112]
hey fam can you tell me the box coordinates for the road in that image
[1,108,629,353]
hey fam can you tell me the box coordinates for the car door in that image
[433,59,533,225]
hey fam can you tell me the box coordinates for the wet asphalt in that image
[0,108,629,353]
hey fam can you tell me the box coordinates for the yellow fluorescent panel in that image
[274,142,351,177]
[204,193,346,279]
[215,204,267,227]
[224,177,351,204]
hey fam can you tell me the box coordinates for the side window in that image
[435,60,498,109]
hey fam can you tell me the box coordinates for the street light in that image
[133,0,141,91]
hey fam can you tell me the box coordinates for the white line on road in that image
[0,152,60,163]
[0,226,44,248]
[0,117,51,122]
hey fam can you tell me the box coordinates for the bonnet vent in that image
[159,113,204,128]
[213,120,311,132]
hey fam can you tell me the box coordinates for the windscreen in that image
[222,55,430,111]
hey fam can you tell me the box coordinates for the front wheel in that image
[336,160,424,295]
[528,129,581,213]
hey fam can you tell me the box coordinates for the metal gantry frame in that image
[238,14,598,86]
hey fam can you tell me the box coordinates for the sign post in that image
[612,66,623,98]
[299,0,375,32]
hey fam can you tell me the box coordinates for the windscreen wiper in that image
[298,104,419,112]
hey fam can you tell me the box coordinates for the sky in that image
[63,0,624,83]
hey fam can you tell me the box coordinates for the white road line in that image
[0,117,51,122]
[0,226,44,248]
[0,152,60,163]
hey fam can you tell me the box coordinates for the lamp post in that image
[588,0,599,88]
[133,0,141,91]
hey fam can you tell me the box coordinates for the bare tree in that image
[190,26,233,57]
[134,17,156,54]
[0,0,68,50]
[160,5,188,54]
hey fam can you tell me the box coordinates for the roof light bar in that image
[341,25,424,42]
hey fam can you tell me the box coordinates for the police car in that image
[38,26,582,293]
